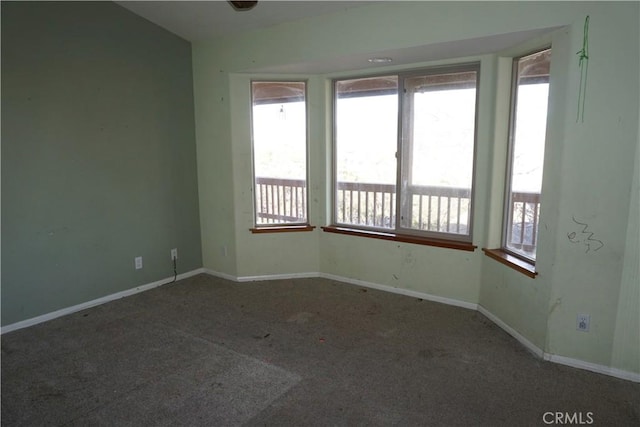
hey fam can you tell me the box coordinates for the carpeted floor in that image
[2,274,639,426]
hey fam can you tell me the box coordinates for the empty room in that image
[2,1,639,425]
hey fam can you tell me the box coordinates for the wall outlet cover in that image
[577,313,590,332]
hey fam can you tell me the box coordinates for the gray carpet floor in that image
[2,274,639,426]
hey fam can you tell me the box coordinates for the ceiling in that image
[116,1,560,74]
[116,1,374,42]
[252,28,559,74]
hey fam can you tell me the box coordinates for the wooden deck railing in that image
[406,185,472,234]
[255,177,307,224]
[336,181,396,228]
[335,182,472,234]
[507,191,541,253]
[255,177,540,246]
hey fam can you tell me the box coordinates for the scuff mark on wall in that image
[401,248,417,268]
[36,226,70,237]
[549,297,562,315]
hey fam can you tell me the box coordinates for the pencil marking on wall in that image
[567,215,603,253]
[576,15,590,123]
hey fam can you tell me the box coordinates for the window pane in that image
[334,76,398,228]
[399,70,478,237]
[504,49,550,259]
[252,81,307,225]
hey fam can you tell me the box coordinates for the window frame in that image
[331,73,399,236]
[250,79,311,231]
[330,62,481,245]
[396,63,481,243]
[500,47,551,263]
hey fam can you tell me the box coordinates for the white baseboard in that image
[545,353,640,383]
[201,269,319,282]
[477,305,545,359]
[199,271,640,383]
[204,269,477,310]
[203,268,238,282]
[319,273,478,311]
[477,305,640,383]
[237,272,321,282]
[5,267,638,383]
[203,267,638,382]
[1,268,205,335]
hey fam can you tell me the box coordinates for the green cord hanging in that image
[576,15,590,123]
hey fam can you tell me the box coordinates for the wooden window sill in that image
[321,226,476,252]
[250,225,316,234]
[482,248,537,278]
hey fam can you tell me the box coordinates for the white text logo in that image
[543,412,594,425]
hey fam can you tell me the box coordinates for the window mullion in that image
[395,79,407,231]
[502,58,520,251]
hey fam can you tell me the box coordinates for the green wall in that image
[542,8,638,368]
[193,1,639,376]
[1,1,202,325]
[612,120,640,374]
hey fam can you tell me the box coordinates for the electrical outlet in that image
[577,314,590,332]
[221,245,228,257]
[135,256,143,270]
[171,248,178,260]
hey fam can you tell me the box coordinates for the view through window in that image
[334,65,479,241]
[335,76,398,228]
[399,70,478,236]
[503,49,551,260]
[251,81,307,226]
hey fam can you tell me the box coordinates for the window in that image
[251,81,308,228]
[334,76,398,229]
[502,49,551,261]
[332,64,479,244]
